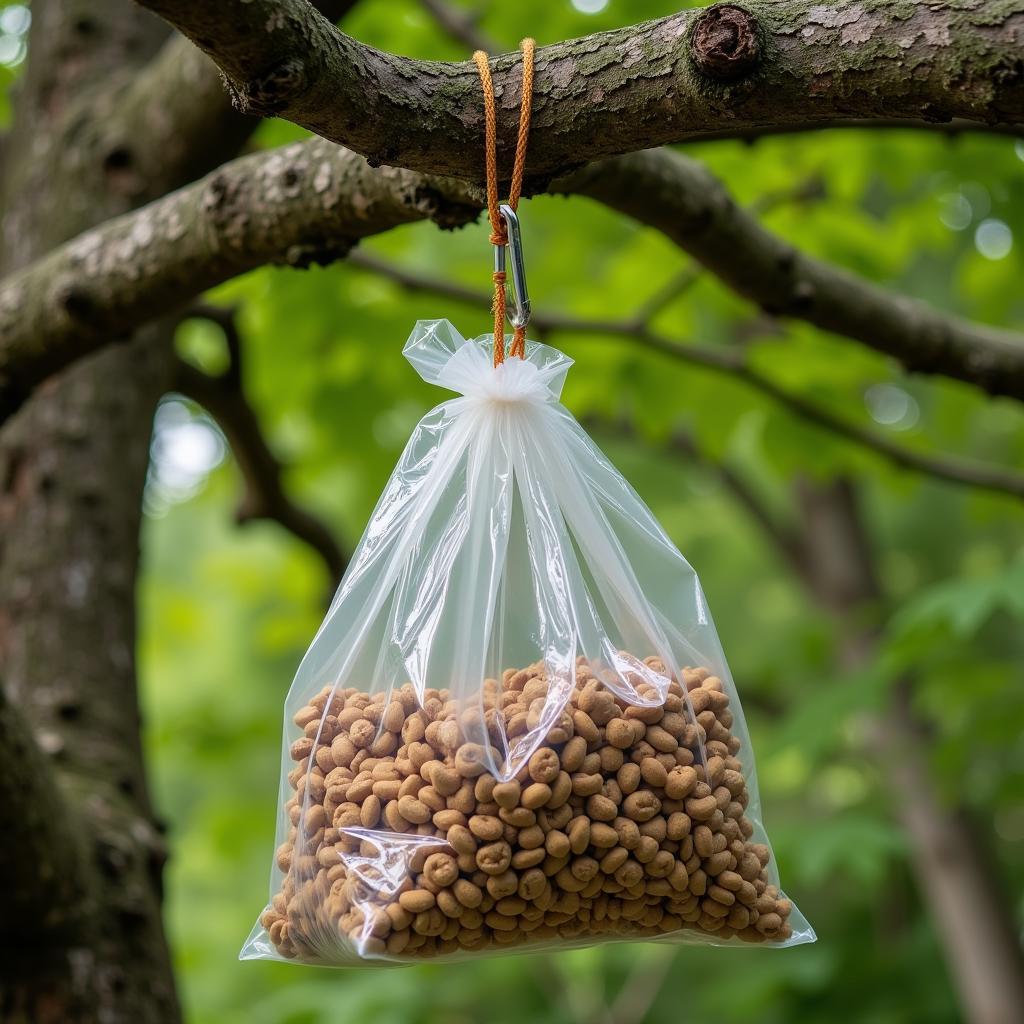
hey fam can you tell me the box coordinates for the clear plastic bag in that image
[242,319,814,965]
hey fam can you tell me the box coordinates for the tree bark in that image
[789,479,1024,1024]
[560,149,1024,401]
[0,141,479,423]
[0,0,332,1014]
[0,3,184,1019]
[138,0,1024,180]
[5,140,1024,426]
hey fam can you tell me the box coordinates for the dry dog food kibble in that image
[260,659,793,961]
[243,324,812,964]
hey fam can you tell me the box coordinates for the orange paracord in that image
[473,39,535,366]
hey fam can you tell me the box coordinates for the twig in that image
[349,252,1024,503]
[174,307,348,585]
[585,415,812,588]
[627,173,827,331]
[415,0,498,53]
[529,956,614,1024]
[558,149,1024,402]
[607,946,678,1024]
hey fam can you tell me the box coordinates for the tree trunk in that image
[792,479,1024,1024]
[1,4,192,1020]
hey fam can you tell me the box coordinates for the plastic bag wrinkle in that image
[242,320,814,966]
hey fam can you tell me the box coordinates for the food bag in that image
[242,320,814,964]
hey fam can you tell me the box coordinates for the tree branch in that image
[4,140,1024,425]
[559,149,1024,401]
[0,140,480,423]
[348,251,1024,504]
[415,0,498,53]
[136,0,1024,180]
[787,479,1024,1024]
[175,306,348,585]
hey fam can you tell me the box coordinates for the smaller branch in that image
[628,267,703,329]
[350,253,1024,503]
[559,150,1024,402]
[0,139,481,426]
[416,0,498,53]
[608,946,677,1024]
[174,307,348,585]
[627,173,827,331]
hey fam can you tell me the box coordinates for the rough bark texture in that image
[561,150,1024,400]
[0,141,479,422]
[0,0,343,1015]
[4,140,1023,428]
[0,5,185,1021]
[138,0,1024,180]
[790,480,1024,1024]
[0,1,1022,1019]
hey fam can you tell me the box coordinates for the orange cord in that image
[473,39,535,365]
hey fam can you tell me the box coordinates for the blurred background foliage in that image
[6,0,1024,1021]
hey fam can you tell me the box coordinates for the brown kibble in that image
[492,781,521,809]
[665,766,698,800]
[586,794,618,822]
[453,878,483,908]
[640,757,668,788]
[686,795,718,821]
[528,748,561,784]
[455,743,488,778]
[447,823,477,855]
[606,718,634,749]
[399,890,436,914]
[476,841,513,875]
[468,815,504,841]
[382,701,406,733]
[360,794,381,828]
[561,736,588,772]
[545,829,571,858]
[571,772,604,797]
[423,852,459,888]
[268,662,792,961]
[568,816,591,855]
[521,782,552,809]
[667,812,692,840]
[397,795,431,825]
[622,790,661,822]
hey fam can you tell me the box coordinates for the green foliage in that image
[5,0,1019,1020]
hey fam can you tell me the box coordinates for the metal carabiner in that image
[494,203,531,330]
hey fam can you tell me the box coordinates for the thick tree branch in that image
[0,140,479,423]
[349,251,1024,503]
[136,0,1024,180]
[560,149,1024,401]
[5,137,1024,428]
[174,306,348,584]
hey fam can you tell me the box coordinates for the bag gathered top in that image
[241,40,813,967]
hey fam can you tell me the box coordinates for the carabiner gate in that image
[494,204,531,330]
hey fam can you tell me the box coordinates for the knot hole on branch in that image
[233,58,309,116]
[690,4,761,82]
